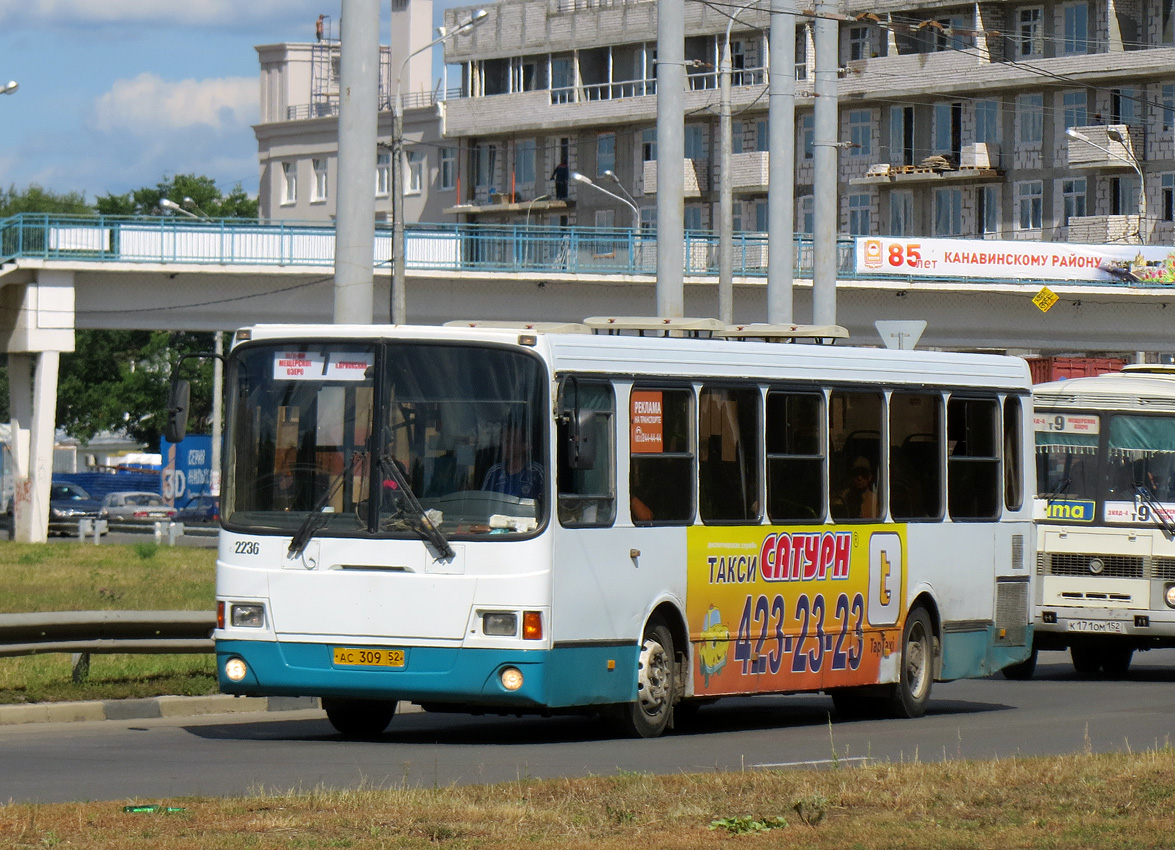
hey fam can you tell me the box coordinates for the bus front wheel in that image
[611,620,676,738]
[322,697,397,737]
[883,607,934,718]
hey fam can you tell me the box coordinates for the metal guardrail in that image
[0,610,215,683]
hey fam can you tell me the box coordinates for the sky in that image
[0,0,470,204]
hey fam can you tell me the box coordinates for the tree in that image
[0,184,91,217]
[96,174,258,219]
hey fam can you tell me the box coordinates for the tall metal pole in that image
[656,0,685,318]
[334,0,380,324]
[391,93,407,324]
[718,31,734,324]
[811,0,839,326]
[767,0,796,323]
[211,332,223,497]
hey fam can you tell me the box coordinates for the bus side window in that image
[1004,396,1024,511]
[557,380,616,527]
[699,386,761,523]
[766,391,824,522]
[629,386,694,525]
[947,396,1000,520]
[828,391,884,520]
[890,392,943,521]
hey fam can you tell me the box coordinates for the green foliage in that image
[709,815,789,834]
[132,542,159,560]
[0,184,91,216]
[793,793,828,826]
[95,173,258,220]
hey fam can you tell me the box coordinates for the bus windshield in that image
[224,341,547,539]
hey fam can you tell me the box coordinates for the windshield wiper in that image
[1044,477,1072,506]
[377,452,455,560]
[1134,483,1175,539]
[287,474,347,559]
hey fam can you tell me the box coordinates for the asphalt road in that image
[3,650,1174,805]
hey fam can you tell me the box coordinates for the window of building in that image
[1163,173,1175,221]
[1111,88,1138,126]
[439,147,456,190]
[1164,85,1175,133]
[933,103,954,154]
[1062,177,1087,224]
[642,128,657,162]
[890,105,914,166]
[1017,93,1043,143]
[1017,181,1043,229]
[1018,7,1043,57]
[756,120,769,152]
[312,158,328,203]
[473,143,496,188]
[801,113,814,159]
[597,132,616,177]
[934,15,968,51]
[799,195,814,234]
[934,187,962,235]
[406,151,423,194]
[947,396,1001,520]
[849,25,872,60]
[1061,2,1089,55]
[699,386,760,523]
[281,161,297,205]
[766,391,824,522]
[890,190,913,235]
[1113,174,1142,216]
[890,393,943,520]
[375,151,390,197]
[732,200,744,232]
[1165,1,1175,44]
[685,125,705,161]
[829,390,884,521]
[848,193,871,235]
[551,57,574,104]
[556,379,615,528]
[848,109,871,156]
[684,205,704,231]
[629,387,694,525]
[514,140,536,185]
[1062,89,1088,132]
[754,201,768,233]
[595,209,615,229]
[732,120,744,155]
[979,185,1001,235]
[975,100,1000,149]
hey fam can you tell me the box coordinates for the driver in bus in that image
[482,422,543,499]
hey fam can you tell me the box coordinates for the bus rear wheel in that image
[1001,647,1038,680]
[322,697,397,737]
[883,607,934,718]
[611,620,676,738]
[1070,646,1102,675]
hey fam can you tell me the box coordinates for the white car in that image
[99,491,175,522]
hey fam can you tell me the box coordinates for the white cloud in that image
[92,73,257,136]
[4,0,319,28]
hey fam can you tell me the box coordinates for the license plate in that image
[1066,619,1125,634]
[332,647,405,667]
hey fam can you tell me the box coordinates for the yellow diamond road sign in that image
[1033,286,1058,313]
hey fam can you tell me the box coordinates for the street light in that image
[572,171,640,229]
[524,194,550,229]
[182,196,210,218]
[1,81,17,96]
[391,8,488,324]
[159,198,201,220]
[1066,127,1147,244]
[602,170,640,212]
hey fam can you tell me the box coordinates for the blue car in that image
[48,481,104,535]
[173,494,219,526]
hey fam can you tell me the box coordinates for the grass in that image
[0,540,218,704]
[3,749,1175,848]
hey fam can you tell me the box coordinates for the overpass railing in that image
[0,213,854,279]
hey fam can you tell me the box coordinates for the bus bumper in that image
[215,639,638,709]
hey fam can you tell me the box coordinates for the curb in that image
[0,694,322,726]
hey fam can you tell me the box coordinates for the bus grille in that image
[1152,557,1175,581]
[1046,553,1144,578]
[994,580,1029,646]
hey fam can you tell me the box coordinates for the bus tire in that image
[322,697,397,738]
[612,620,676,738]
[1070,646,1102,675]
[1101,647,1134,676]
[883,606,934,719]
[1001,647,1038,680]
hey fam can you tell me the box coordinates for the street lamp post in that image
[1066,127,1147,244]
[572,172,641,269]
[1,81,17,96]
[159,198,201,220]
[391,9,487,324]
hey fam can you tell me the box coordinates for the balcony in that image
[642,159,709,197]
[1066,124,1142,170]
[724,151,770,193]
[849,149,1002,187]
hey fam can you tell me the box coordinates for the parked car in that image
[172,494,219,526]
[99,491,175,522]
[48,481,104,535]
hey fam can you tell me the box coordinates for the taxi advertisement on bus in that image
[687,524,907,696]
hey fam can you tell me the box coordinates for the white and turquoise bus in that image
[1027,365,1175,676]
[185,320,1034,737]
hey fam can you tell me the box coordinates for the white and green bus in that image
[177,319,1035,737]
[1027,365,1175,676]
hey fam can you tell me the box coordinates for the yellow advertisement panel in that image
[687,524,907,696]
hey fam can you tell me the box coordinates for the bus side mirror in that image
[567,409,597,470]
[165,379,191,444]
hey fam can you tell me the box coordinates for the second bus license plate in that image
[333,647,405,667]
[1066,619,1124,634]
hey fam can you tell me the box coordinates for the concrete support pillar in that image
[1,273,75,543]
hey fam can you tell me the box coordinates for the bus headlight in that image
[1164,584,1175,609]
[231,604,266,628]
[482,612,518,636]
[500,667,524,691]
[224,657,248,682]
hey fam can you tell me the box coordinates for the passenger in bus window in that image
[835,456,878,519]
[482,423,543,499]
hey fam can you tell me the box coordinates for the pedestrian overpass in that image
[3,212,1174,541]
